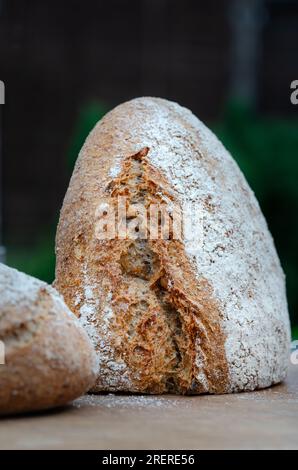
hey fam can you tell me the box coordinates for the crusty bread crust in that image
[0,263,97,414]
[55,97,290,394]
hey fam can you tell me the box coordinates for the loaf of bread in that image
[55,97,290,394]
[0,263,97,414]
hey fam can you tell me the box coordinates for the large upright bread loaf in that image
[0,263,97,414]
[55,97,290,394]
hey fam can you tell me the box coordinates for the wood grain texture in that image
[0,364,297,450]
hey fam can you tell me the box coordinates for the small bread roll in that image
[55,97,290,394]
[0,263,97,415]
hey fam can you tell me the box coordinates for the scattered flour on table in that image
[73,394,191,410]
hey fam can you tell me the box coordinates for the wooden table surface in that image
[1,364,297,450]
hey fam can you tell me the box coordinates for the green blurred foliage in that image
[7,228,56,284]
[67,101,108,171]
[7,100,298,336]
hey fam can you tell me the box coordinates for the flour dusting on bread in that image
[0,263,97,414]
[55,97,290,394]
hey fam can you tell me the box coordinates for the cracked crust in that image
[55,97,290,394]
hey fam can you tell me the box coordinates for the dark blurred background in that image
[0,0,297,335]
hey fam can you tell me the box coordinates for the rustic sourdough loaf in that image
[55,97,290,394]
[0,263,97,414]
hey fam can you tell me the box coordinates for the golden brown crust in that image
[100,149,228,393]
[55,142,229,394]
[55,96,290,393]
